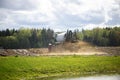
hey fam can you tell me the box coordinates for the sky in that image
[0,0,120,31]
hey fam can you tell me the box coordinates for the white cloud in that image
[0,0,120,31]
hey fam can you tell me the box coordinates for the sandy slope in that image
[0,41,120,56]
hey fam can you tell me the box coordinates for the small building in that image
[55,32,66,42]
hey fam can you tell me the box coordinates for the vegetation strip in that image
[0,27,120,49]
[0,56,120,80]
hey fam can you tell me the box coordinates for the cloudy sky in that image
[0,0,120,31]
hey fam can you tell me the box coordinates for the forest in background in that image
[78,27,120,46]
[0,27,120,49]
[0,28,55,49]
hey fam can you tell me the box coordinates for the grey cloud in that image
[17,20,49,26]
[0,0,120,31]
[107,14,120,25]
[0,13,7,21]
[64,0,81,5]
[55,10,104,27]
[0,0,36,10]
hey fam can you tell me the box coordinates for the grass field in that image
[0,55,120,80]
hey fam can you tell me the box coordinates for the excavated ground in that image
[0,41,120,56]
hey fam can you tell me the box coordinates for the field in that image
[0,56,120,80]
[0,41,120,80]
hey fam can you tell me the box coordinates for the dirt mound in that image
[0,41,95,56]
[52,41,94,52]
[0,48,48,56]
[0,41,120,56]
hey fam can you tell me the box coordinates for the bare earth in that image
[0,47,120,56]
[41,47,120,56]
[0,41,120,56]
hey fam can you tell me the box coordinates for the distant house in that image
[55,32,66,42]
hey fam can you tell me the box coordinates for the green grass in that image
[0,55,120,80]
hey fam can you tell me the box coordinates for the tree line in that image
[0,26,120,49]
[0,28,55,49]
[64,29,79,42]
[77,27,120,46]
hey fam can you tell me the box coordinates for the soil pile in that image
[0,41,120,56]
